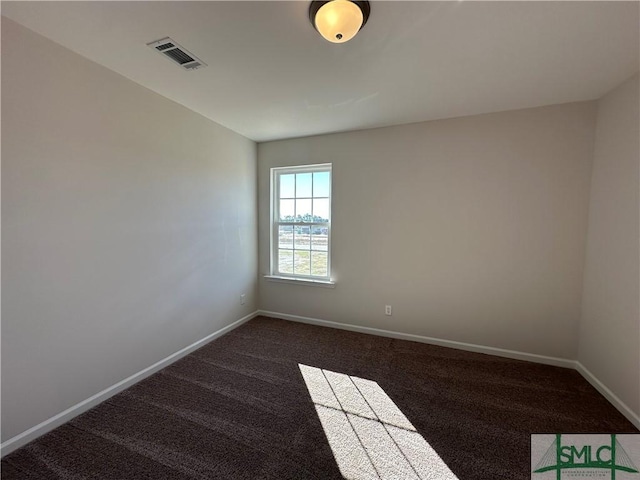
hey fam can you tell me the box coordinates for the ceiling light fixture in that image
[309,0,371,44]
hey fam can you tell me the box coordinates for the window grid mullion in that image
[311,171,314,222]
[274,173,279,275]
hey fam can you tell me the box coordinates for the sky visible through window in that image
[279,172,330,222]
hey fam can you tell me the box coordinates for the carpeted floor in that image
[2,316,637,479]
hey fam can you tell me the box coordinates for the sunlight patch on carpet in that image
[299,364,459,480]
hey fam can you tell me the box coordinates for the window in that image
[270,164,332,282]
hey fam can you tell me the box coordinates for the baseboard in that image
[257,310,575,368]
[575,362,640,430]
[259,310,640,429]
[5,310,636,457]
[0,310,259,457]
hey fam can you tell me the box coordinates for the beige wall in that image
[1,19,257,442]
[579,73,640,417]
[259,102,597,359]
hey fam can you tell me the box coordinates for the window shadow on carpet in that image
[299,364,459,480]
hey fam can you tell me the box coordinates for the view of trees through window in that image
[276,169,330,278]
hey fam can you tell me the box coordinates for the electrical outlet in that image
[385,305,392,316]
[240,294,246,306]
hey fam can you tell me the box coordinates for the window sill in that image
[264,275,336,288]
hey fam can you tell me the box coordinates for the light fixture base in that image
[309,0,371,43]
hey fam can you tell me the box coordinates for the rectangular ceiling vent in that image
[146,37,207,71]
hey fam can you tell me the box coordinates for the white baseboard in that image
[0,311,259,458]
[259,310,640,430]
[258,310,575,368]
[575,362,640,430]
[4,309,637,457]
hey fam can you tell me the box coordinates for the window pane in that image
[272,165,331,280]
[279,226,293,249]
[280,174,295,198]
[296,199,312,221]
[296,173,312,197]
[311,251,328,277]
[294,250,311,276]
[313,198,330,222]
[313,171,330,197]
[294,226,310,249]
[279,199,294,221]
[311,229,328,251]
[278,249,293,274]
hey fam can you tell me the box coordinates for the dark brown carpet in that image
[2,316,637,479]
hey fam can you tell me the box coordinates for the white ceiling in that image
[3,1,639,142]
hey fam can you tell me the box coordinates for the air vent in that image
[146,37,207,71]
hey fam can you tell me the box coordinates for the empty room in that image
[1,1,639,479]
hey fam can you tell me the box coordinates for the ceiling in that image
[3,1,639,142]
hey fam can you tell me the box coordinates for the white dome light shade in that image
[314,0,364,43]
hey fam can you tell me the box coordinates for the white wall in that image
[579,73,640,418]
[259,102,597,359]
[1,18,257,442]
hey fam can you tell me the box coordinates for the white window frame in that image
[268,164,333,285]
